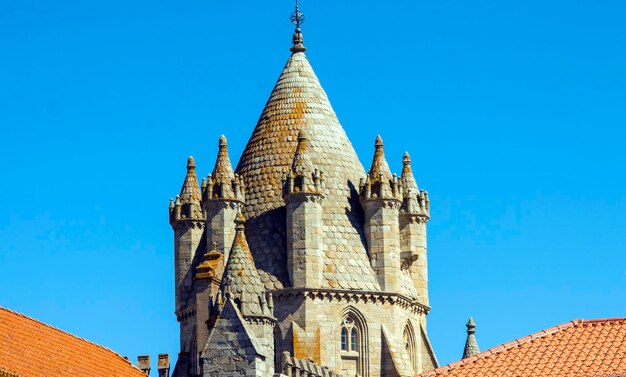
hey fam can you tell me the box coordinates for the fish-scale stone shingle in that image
[220,212,271,317]
[235,49,380,291]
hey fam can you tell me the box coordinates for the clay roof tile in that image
[0,307,147,377]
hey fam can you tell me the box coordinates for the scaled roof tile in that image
[235,49,380,291]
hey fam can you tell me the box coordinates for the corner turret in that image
[202,135,245,263]
[283,130,325,288]
[399,152,431,305]
[169,156,206,314]
[360,136,403,293]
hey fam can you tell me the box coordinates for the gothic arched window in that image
[403,322,417,372]
[340,317,359,352]
[339,308,368,376]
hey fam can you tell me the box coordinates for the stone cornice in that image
[285,191,325,204]
[268,287,430,315]
[176,305,196,322]
[400,212,429,224]
[244,315,277,326]
[360,197,402,210]
[173,220,205,232]
[204,199,242,211]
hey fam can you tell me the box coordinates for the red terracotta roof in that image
[418,317,626,377]
[0,307,147,377]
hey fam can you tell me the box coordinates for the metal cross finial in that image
[289,0,306,53]
[290,0,305,28]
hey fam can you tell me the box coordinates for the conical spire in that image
[284,130,324,196]
[291,130,312,174]
[205,135,244,202]
[212,135,235,182]
[180,156,202,205]
[361,135,402,201]
[219,212,271,318]
[401,152,418,194]
[462,317,480,358]
[236,26,379,292]
[368,136,393,182]
[170,156,204,223]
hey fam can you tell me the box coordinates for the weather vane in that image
[290,0,305,29]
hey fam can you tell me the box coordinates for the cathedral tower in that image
[169,4,437,376]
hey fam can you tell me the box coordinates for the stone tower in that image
[170,6,437,376]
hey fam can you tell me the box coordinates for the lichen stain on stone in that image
[293,99,306,121]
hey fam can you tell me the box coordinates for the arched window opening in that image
[339,309,368,377]
[403,322,417,372]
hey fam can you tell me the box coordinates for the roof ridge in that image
[417,318,604,376]
[584,317,626,323]
[0,306,141,371]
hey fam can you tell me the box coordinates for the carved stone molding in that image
[174,220,205,232]
[176,305,197,322]
[205,199,242,211]
[286,191,325,204]
[269,287,430,315]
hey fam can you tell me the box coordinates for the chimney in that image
[137,355,150,375]
[158,354,170,377]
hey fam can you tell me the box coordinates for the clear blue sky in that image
[1,0,625,373]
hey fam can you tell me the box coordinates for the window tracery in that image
[338,309,368,376]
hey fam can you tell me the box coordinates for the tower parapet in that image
[202,135,245,262]
[360,136,403,293]
[283,130,325,288]
[399,152,430,305]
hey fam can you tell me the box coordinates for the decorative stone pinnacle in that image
[187,156,195,170]
[235,211,246,229]
[463,316,480,358]
[219,135,227,147]
[403,152,411,165]
[375,135,383,147]
[297,129,308,142]
[467,317,476,333]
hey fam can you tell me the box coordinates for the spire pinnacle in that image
[212,135,234,181]
[462,316,480,359]
[170,156,204,225]
[219,210,272,318]
[368,135,392,182]
[290,0,306,53]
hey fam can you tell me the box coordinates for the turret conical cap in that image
[368,135,393,182]
[176,156,203,220]
[401,152,418,194]
[463,316,480,358]
[219,212,268,317]
[212,135,235,182]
